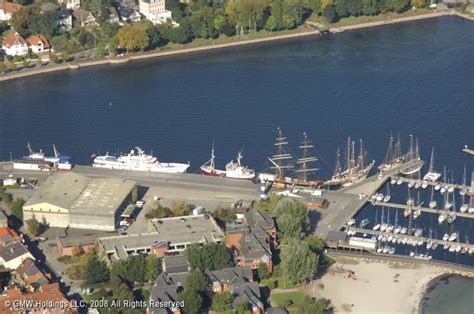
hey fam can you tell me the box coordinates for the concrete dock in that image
[373,200,474,219]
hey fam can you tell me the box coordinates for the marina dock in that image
[350,227,474,251]
[372,200,474,219]
[392,176,467,190]
[462,146,474,156]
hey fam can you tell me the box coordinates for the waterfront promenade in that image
[0,9,468,83]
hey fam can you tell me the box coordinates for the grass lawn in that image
[271,291,307,307]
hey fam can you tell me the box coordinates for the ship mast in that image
[395,133,402,160]
[428,147,435,172]
[269,127,293,181]
[382,134,393,166]
[27,142,33,155]
[333,149,342,177]
[357,139,365,170]
[295,132,318,182]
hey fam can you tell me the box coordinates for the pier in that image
[462,145,474,156]
[392,176,466,190]
[350,227,474,251]
[372,201,474,219]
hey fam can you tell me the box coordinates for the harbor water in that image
[421,275,474,314]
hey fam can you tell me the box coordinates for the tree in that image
[178,288,202,314]
[62,52,70,62]
[212,207,236,223]
[322,4,338,23]
[83,254,110,285]
[0,63,6,73]
[29,11,58,37]
[22,59,29,68]
[109,37,118,56]
[170,201,190,216]
[72,246,82,257]
[146,26,165,50]
[97,41,107,56]
[185,243,232,271]
[113,282,135,303]
[145,254,161,282]
[236,301,251,314]
[214,15,225,35]
[296,297,330,314]
[257,263,270,280]
[305,236,325,254]
[116,24,149,52]
[211,291,233,312]
[125,255,146,283]
[273,198,309,240]
[411,0,426,8]
[10,198,25,221]
[10,7,31,37]
[384,0,410,13]
[26,214,41,236]
[185,271,208,294]
[281,238,318,284]
[0,22,9,37]
[49,53,58,63]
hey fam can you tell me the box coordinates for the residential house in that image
[0,241,34,270]
[40,2,59,13]
[27,35,51,54]
[226,207,276,272]
[56,10,73,30]
[72,9,97,27]
[1,32,29,56]
[231,281,264,314]
[0,283,78,313]
[0,227,22,247]
[148,272,186,314]
[204,266,253,293]
[116,5,141,22]
[139,0,172,25]
[0,212,8,228]
[106,6,120,24]
[15,257,50,291]
[58,0,81,10]
[0,2,22,22]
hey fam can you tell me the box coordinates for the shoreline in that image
[314,254,474,314]
[0,9,470,83]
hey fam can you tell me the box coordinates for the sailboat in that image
[460,167,468,196]
[201,146,256,180]
[423,147,441,182]
[380,206,387,232]
[440,166,447,194]
[292,133,323,186]
[447,192,456,223]
[326,138,375,187]
[429,185,437,209]
[460,173,468,212]
[378,134,404,171]
[373,207,381,231]
[447,172,454,193]
[383,184,391,202]
[258,128,293,185]
[401,135,424,175]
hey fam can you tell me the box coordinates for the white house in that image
[58,0,81,10]
[139,0,173,25]
[0,2,22,21]
[0,241,34,270]
[1,32,29,57]
[27,35,51,54]
[56,10,73,30]
[72,9,97,27]
[116,5,141,22]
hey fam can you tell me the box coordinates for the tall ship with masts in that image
[200,145,255,180]
[293,132,324,186]
[258,128,294,186]
[400,135,424,175]
[423,147,441,182]
[326,137,375,187]
[378,134,404,171]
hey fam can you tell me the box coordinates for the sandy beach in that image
[312,256,468,313]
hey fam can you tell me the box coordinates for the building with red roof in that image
[0,1,22,21]
[1,32,28,56]
[27,35,51,54]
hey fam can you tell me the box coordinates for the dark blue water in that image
[422,276,474,314]
[0,16,473,180]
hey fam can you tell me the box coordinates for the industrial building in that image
[97,214,225,261]
[23,172,137,231]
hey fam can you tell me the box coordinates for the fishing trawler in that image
[13,143,71,171]
[200,146,255,180]
[378,134,404,171]
[401,135,424,175]
[423,147,441,182]
[326,137,375,187]
[93,147,189,173]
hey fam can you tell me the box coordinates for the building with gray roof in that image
[23,172,137,231]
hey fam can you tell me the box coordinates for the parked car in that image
[136,200,145,208]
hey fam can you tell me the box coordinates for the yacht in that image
[93,147,190,173]
[421,181,428,189]
[423,147,441,182]
[438,212,448,224]
[448,232,457,242]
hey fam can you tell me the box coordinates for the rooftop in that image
[98,214,225,260]
[205,266,253,285]
[163,255,189,274]
[0,241,31,263]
